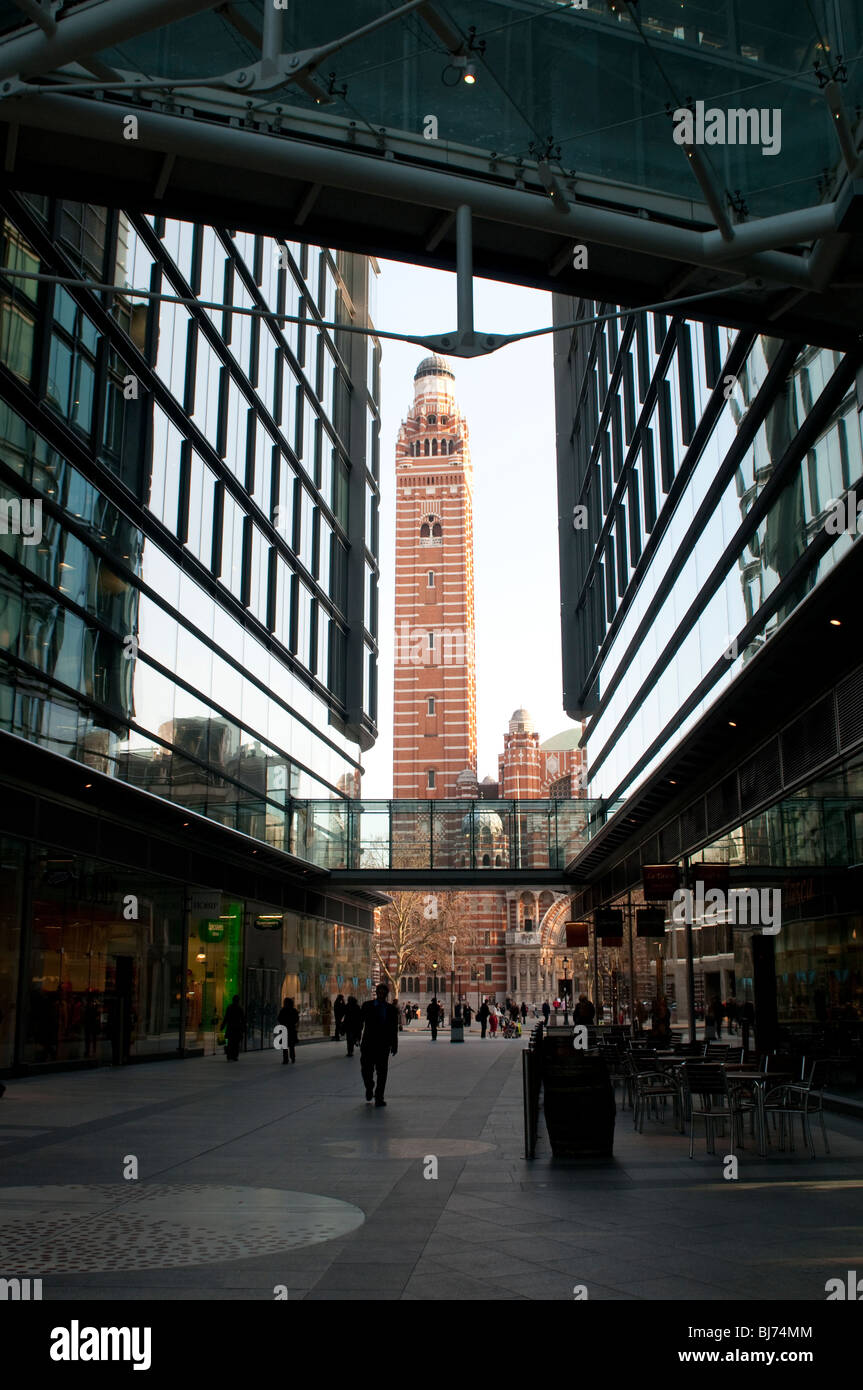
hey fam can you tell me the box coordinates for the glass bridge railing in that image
[288,799,603,873]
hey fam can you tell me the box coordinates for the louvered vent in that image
[781,695,837,784]
[707,774,740,833]
[837,664,863,750]
[739,739,782,812]
[660,818,681,860]
[640,834,659,865]
[680,798,706,851]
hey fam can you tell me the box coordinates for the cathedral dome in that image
[414,353,455,382]
[461,809,504,836]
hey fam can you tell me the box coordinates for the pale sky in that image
[360,259,581,797]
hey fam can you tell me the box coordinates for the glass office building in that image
[555,297,863,1043]
[0,193,382,1072]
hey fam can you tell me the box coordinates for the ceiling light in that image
[463,63,477,84]
[728,721,737,728]
[829,618,841,626]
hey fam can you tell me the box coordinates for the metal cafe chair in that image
[762,1060,831,1158]
[678,1063,742,1157]
[632,1058,684,1134]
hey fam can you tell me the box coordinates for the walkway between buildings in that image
[0,1035,861,1301]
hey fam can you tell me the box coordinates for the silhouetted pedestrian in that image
[333,993,346,1041]
[520,1002,527,1025]
[427,997,439,1041]
[359,983,399,1106]
[222,995,245,1061]
[542,1000,551,1027]
[277,997,299,1063]
[344,996,362,1057]
[477,999,489,1038]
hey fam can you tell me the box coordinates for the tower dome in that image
[509,708,535,734]
[414,353,455,382]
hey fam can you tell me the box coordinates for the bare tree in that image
[375,888,470,1001]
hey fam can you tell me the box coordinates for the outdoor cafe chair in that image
[762,1060,831,1158]
[632,1064,684,1134]
[679,1062,746,1157]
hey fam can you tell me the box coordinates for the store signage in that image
[637,907,667,937]
[686,863,729,894]
[565,921,590,947]
[190,892,221,916]
[594,908,623,944]
[642,865,680,900]
[200,921,225,943]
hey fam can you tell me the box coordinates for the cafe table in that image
[722,1067,794,1157]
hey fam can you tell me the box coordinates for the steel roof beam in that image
[9,0,56,37]
[0,0,227,83]
[3,90,842,292]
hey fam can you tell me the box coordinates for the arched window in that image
[495,854,502,867]
[424,439,430,456]
[440,415,448,425]
[420,522,430,539]
[440,440,447,454]
[448,439,456,454]
[432,522,442,538]
[482,853,490,867]
[428,414,437,425]
[431,439,438,456]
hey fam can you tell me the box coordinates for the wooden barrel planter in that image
[541,1046,616,1158]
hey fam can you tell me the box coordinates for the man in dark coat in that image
[333,993,347,1041]
[427,997,439,1041]
[277,997,299,1064]
[541,1000,551,1027]
[222,995,245,1061]
[359,983,399,1106]
[343,996,362,1057]
[477,999,490,1038]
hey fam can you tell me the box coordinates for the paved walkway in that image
[1,1032,861,1301]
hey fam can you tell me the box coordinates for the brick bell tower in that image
[393,354,477,798]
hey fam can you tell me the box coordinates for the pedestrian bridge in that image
[290,798,603,887]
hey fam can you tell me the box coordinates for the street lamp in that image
[449,935,457,1024]
[432,959,439,1006]
[563,956,570,1025]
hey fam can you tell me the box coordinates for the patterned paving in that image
[0,1184,365,1273]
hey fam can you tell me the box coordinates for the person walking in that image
[222,995,245,1062]
[574,994,596,1026]
[276,996,299,1064]
[359,983,399,1107]
[541,1000,551,1028]
[427,997,439,1041]
[477,999,489,1038]
[403,1001,412,1028]
[463,1002,473,1029]
[344,995,362,1057]
[489,1006,499,1039]
[520,1002,527,1026]
[333,993,346,1042]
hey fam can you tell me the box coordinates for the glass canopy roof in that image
[0,1,861,347]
